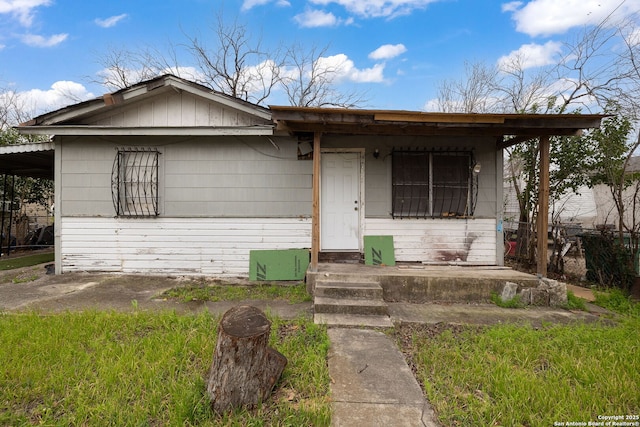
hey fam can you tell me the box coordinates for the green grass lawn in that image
[397,290,640,426]
[0,252,54,271]
[3,263,637,426]
[0,311,330,426]
[162,281,312,304]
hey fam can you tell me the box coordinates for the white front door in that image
[321,152,360,250]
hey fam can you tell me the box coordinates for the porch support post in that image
[537,135,550,277]
[311,132,322,272]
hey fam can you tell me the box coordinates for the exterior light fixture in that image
[473,162,481,174]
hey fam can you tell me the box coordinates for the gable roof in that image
[18,75,273,136]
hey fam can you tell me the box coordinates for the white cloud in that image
[504,0,640,37]
[369,44,407,60]
[241,0,290,11]
[20,33,67,47]
[294,9,339,27]
[95,13,128,29]
[350,62,386,82]
[169,66,203,82]
[0,0,51,27]
[315,53,386,83]
[233,59,283,98]
[497,41,563,70]
[16,81,95,114]
[309,0,440,18]
[501,1,522,13]
[626,26,640,45]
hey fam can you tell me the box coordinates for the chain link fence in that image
[1,210,53,255]
[504,221,637,290]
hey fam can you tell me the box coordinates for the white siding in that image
[365,218,497,265]
[87,91,268,128]
[593,183,640,228]
[60,217,311,276]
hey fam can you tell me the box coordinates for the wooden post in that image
[206,305,287,414]
[311,132,322,272]
[537,135,550,277]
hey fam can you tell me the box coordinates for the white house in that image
[16,75,604,276]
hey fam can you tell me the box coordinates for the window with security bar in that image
[111,148,160,217]
[392,150,474,218]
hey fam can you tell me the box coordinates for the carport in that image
[0,142,54,255]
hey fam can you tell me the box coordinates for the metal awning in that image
[0,142,54,179]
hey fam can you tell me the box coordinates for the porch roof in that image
[269,106,606,148]
[0,142,54,179]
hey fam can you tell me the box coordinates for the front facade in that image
[18,75,603,276]
[312,134,501,264]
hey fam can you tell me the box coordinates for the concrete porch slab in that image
[308,263,540,303]
[388,302,604,327]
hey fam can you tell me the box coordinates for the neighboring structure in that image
[16,75,604,276]
[0,142,54,254]
[504,156,640,231]
[503,181,598,227]
[591,156,640,229]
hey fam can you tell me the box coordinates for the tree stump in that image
[206,305,287,414]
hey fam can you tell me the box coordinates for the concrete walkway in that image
[329,328,440,427]
[566,283,596,301]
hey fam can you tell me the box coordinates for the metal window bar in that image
[392,149,474,218]
[111,148,160,217]
[392,150,430,218]
[432,153,471,217]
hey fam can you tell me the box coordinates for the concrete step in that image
[314,280,383,299]
[314,296,389,316]
[314,313,393,328]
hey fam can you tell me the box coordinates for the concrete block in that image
[501,281,518,301]
[548,280,568,307]
[518,288,532,305]
[530,288,550,306]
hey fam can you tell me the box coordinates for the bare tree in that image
[553,17,629,113]
[184,15,283,104]
[281,44,368,108]
[1,86,26,129]
[91,46,163,91]
[496,53,554,113]
[92,13,368,108]
[432,10,640,268]
[0,86,19,129]
[435,61,501,113]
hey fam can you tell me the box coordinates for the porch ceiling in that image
[269,106,606,148]
[0,142,54,179]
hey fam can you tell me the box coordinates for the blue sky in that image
[1,0,640,116]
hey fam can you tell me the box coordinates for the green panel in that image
[249,249,310,281]
[364,235,396,266]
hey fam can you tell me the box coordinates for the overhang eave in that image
[17,125,275,137]
[270,107,606,144]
